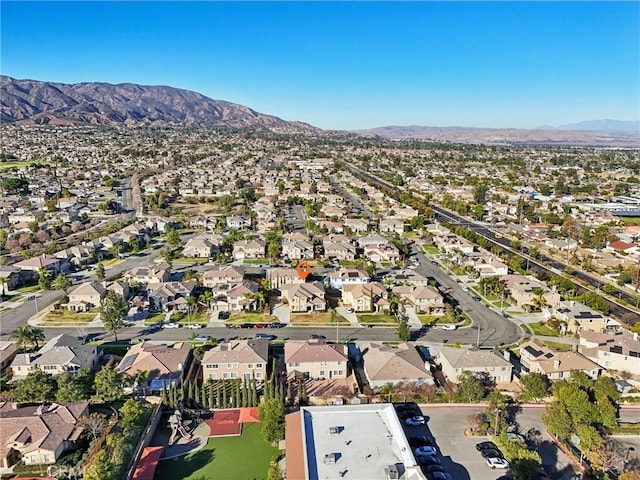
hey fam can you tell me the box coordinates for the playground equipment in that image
[168,409,193,446]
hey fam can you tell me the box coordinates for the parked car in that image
[240,323,254,329]
[486,457,510,469]
[405,416,426,426]
[187,323,203,329]
[416,455,441,466]
[440,324,457,330]
[255,323,267,328]
[422,464,445,474]
[414,446,438,456]
[147,323,161,331]
[255,333,277,341]
[475,441,500,452]
[345,307,354,313]
[310,334,326,340]
[218,311,230,319]
[194,335,210,342]
[268,322,286,328]
[163,322,180,329]
[409,435,435,447]
[480,449,504,459]
[427,472,452,480]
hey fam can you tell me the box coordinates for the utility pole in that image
[476,324,480,347]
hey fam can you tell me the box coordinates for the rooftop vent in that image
[385,464,400,480]
[328,426,342,435]
[324,452,340,464]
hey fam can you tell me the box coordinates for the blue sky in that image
[1,1,638,130]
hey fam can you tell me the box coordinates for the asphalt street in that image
[409,243,523,346]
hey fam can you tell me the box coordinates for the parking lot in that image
[399,404,580,480]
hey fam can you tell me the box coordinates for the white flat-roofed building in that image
[285,404,428,480]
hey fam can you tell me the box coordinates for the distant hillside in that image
[536,120,640,134]
[0,75,319,133]
[353,125,640,147]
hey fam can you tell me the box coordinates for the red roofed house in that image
[606,240,638,254]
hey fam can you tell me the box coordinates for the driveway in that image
[336,306,360,326]
[272,303,291,324]
[404,306,423,329]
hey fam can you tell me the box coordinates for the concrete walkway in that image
[336,306,360,326]
[207,311,227,327]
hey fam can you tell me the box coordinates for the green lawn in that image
[357,313,397,324]
[527,322,559,337]
[537,340,573,351]
[43,310,96,324]
[423,245,439,255]
[145,313,166,324]
[621,217,640,226]
[16,285,41,294]
[174,256,210,264]
[155,422,279,480]
[290,312,350,325]
[243,258,270,265]
[417,315,438,325]
[0,161,34,171]
[170,312,210,324]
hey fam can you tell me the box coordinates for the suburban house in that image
[227,216,252,230]
[472,256,509,277]
[543,300,611,334]
[10,334,101,379]
[0,266,21,294]
[383,268,430,286]
[379,217,405,235]
[66,281,129,311]
[282,239,314,260]
[519,341,602,380]
[0,341,18,370]
[201,339,269,381]
[545,238,578,251]
[357,234,390,249]
[433,234,475,255]
[363,244,401,263]
[359,342,434,388]
[437,347,513,384]
[503,275,561,310]
[579,329,640,374]
[343,218,369,233]
[0,401,88,468]
[212,282,261,312]
[54,245,97,267]
[182,236,219,259]
[202,266,245,289]
[233,239,266,260]
[13,254,68,275]
[147,281,197,312]
[123,263,171,284]
[117,341,192,390]
[267,267,305,290]
[280,282,326,312]
[322,241,357,261]
[285,340,350,380]
[341,282,390,312]
[328,267,370,289]
[393,285,445,314]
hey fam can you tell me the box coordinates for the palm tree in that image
[531,287,547,311]
[186,296,198,323]
[380,382,395,403]
[199,290,214,312]
[13,325,33,351]
[30,327,45,350]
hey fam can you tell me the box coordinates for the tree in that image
[456,371,486,403]
[82,449,117,480]
[575,424,604,452]
[94,365,124,402]
[56,371,92,402]
[38,268,51,290]
[100,291,128,341]
[589,440,624,474]
[29,327,45,350]
[13,325,35,351]
[120,398,148,429]
[53,272,72,293]
[520,372,550,402]
[96,262,106,281]
[542,401,573,440]
[259,397,285,444]
[267,460,284,480]
[166,229,181,248]
[13,369,57,402]
[78,412,108,441]
[396,309,411,342]
[380,382,395,402]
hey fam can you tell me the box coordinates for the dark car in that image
[218,311,230,319]
[240,323,255,329]
[409,436,436,447]
[255,333,277,341]
[422,465,445,474]
[268,322,286,328]
[475,441,499,452]
[480,448,504,459]
[417,455,441,466]
[310,334,326,340]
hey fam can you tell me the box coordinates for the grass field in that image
[16,285,41,294]
[527,322,559,337]
[44,311,96,324]
[155,422,279,480]
[290,312,350,325]
[357,313,397,324]
[537,340,573,351]
[423,246,439,255]
[417,315,438,325]
[170,312,210,324]
[621,217,640,226]
[0,161,34,171]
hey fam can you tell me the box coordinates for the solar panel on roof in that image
[119,353,138,371]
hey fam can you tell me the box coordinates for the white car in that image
[440,324,457,331]
[486,457,509,469]
[405,416,426,426]
[162,322,180,329]
[414,446,437,456]
[187,323,203,329]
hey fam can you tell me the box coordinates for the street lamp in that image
[476,324,481,348]
[626,446,635,463]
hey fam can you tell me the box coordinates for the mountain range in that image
[1,75,638,146]
[0,75,317,133]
